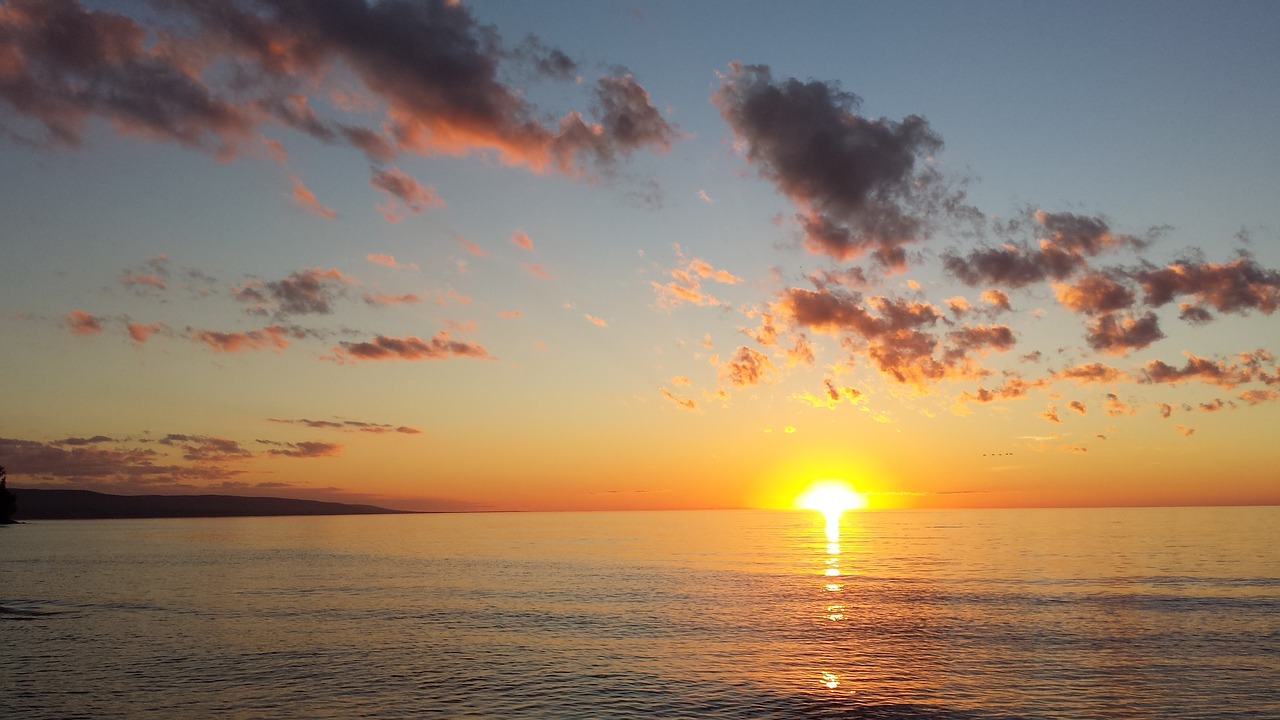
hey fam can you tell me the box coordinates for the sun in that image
[795,479,868,521]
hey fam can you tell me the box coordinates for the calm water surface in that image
[2,507,1278,719]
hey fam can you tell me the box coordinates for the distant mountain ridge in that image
[9,489,408,520]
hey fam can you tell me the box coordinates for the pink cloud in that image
[290,176,336,219]
[127,322,164,343]
[511,230,534,251]
[584,313,608,327]
[523,262,554,280]
[194,325,291,353]
[365,253,417,270]
[457,237,489,257]
[499,309,522,319]
[65,309,103,335]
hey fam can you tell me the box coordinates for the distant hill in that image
[9,489,408,520]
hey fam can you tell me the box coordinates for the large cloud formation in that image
[713,62,969,270]
[0,0,675,181]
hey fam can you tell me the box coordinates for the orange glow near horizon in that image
[796,479,867,540]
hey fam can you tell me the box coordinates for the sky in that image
[1,0,1278,512]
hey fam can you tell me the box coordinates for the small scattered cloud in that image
[65,309,103,335]
[511,230,534,251]
[370,166,444,222]
[333,332,492,362]
[290,176,336,219]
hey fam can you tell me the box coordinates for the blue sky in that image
[1,0,1277,510]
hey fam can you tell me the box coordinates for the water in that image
[2,507,1277,719]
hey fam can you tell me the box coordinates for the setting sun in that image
[795,479,868,520]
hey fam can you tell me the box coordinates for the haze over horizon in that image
[2,0,1278,512]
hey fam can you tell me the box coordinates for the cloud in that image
[1142,352,1254,388]
[1052,362,1132,385]
[362,292,423,306]
[1041,405,1061,423]
[1052,271,1135,315]
[522,262,553,280]
[713,62,963,269]
[269,418,422,435]
[232,267,357,317]
[670,375,691,386]
[1068,400,1086,415]
[1134,254,1279,316]
[776,287,1006,386]
[1240,389,1278,405]
[0,0,256,153]
[334,332,492,362]
[1158,402,1174,418]
[159,433,253,463]
[660,388,698,411]
[1104,393,1135,416]
[1084,311,1164,355]
[584,313,608,327]
[498,309,522,319]
[944,210,1147,288]
[0,0,677,181]
[0,436,239,484]
[65,309,103,335]
[960,374,1050,404]
[370,166,444,221]
[511,230,534,251]
[365,253,417,270]
[652,244,742,308]
[721,346,774,387]
[979,289,1012,312]
[193,325,292,353]
[793,378,863,409]
[457,237,489,257]
[127,322,165,343]
[1175,425,1195,437]
[260,440,343,458]
[697,190,713,203]
[290,176,336,219]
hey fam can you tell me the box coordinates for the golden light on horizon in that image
[795,479,868,520]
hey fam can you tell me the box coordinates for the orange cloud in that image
[584,314,608,327]
[194,325,291,353]
[523,262,554,280]
[290,176,336,219]
[127,322,164,343]
[661,388,698,411]
[721,346,774,387]
[511,230,534,251]
[457,237,489,257]
[65,309,103,335]
[652,244,742,308]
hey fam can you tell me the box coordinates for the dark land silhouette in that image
[10,488,408,520]
[0,467,16,524]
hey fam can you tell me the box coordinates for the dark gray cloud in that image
[1084,311,1164,355]
[1133,254,1280,316]
[0,0,675,180]
[944,210,1148,289]
[713,62,966,269]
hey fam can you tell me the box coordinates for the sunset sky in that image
[2,0,1278,511]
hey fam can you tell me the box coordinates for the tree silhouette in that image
[0,466,15,524]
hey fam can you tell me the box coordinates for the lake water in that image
[2,507,1278,719]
